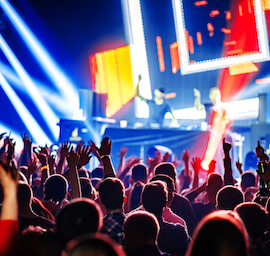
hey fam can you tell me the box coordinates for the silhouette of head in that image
[186,211,248,256]
[98,177,125,210]
[216,185,244,210]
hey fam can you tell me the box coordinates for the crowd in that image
[0,131,270,256]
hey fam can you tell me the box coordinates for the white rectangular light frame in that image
[172,0,270,74]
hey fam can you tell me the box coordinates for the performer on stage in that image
[136,75,177,127]
[194,87,227,126]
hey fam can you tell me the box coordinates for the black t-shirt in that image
[146,99,172,126]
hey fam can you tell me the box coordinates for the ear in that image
[123,195,127,203]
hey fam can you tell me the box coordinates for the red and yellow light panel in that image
[90,45,135,117]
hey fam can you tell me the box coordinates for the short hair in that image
[141,181,167,216]
[235,202,267,239]
[91,167,104,179]
[98,178,125,210]
[216,186,244,210]
[65,233,126,256]
[158,88,165,93]
[79,177,95,199]
[56,198,103,247]
[241,171,256,192]
[154,162,177,181]
[131,164,148,182]
[17,181,33,206]
[150,174,175,203]
[206,173,223,195]
[186,211,248,256]
[124,211,159,246]
[44,174,68,202]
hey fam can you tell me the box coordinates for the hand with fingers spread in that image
[98,136,111,157]
[89,140,101,161]
[67,149,80,168]
[77,145,92,169]
[191,157,201,174]
[60,141,72,159]
[56,141,71,175]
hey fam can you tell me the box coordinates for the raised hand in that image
[235,159,242,175]
[191,157,201,173]
[256,141,269,161]
[182,150,190,163]
[66,149,80,168]
[98,137,111,157]
[223,138,231,158]
[36,152,48,167]
[118,147,128,159]
[60,141,71,159]
[40,145,50,156]
[77,145,92,168]
[0,160,19,185]
[0,132,7,141]
[27,159,38,177]
[162,152,171,162]
[7,138,15,163]
[89,140,101,160]
[208,159,216,173]
[21,134,32,151]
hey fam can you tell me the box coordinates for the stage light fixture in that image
[0,34,59,140]
[0,62,77,114]
[0,73,52,145]
[172,0,269,74]
[0,0,79,110]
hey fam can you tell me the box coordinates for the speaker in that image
[79,89,107,119]
[58,119,93,143]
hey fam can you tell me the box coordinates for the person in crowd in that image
[56,198,103,249]
[216,185,244,210]
[64,233,126,256]
[154,162,197,236]
[141,180,191,256]
[99,177,126,245]
[185,210,249,256]
[123,211,170,256]
[124,163,148,212]
[235,202,269,256]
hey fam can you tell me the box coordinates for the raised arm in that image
[66,149,81,199]
[191,157,201,189]
[194,88,205,110]
[97,137,116,178]
[0,160,19,255]
[56,141,71,174]
[223,138,234,186]
[136,75,147,102]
